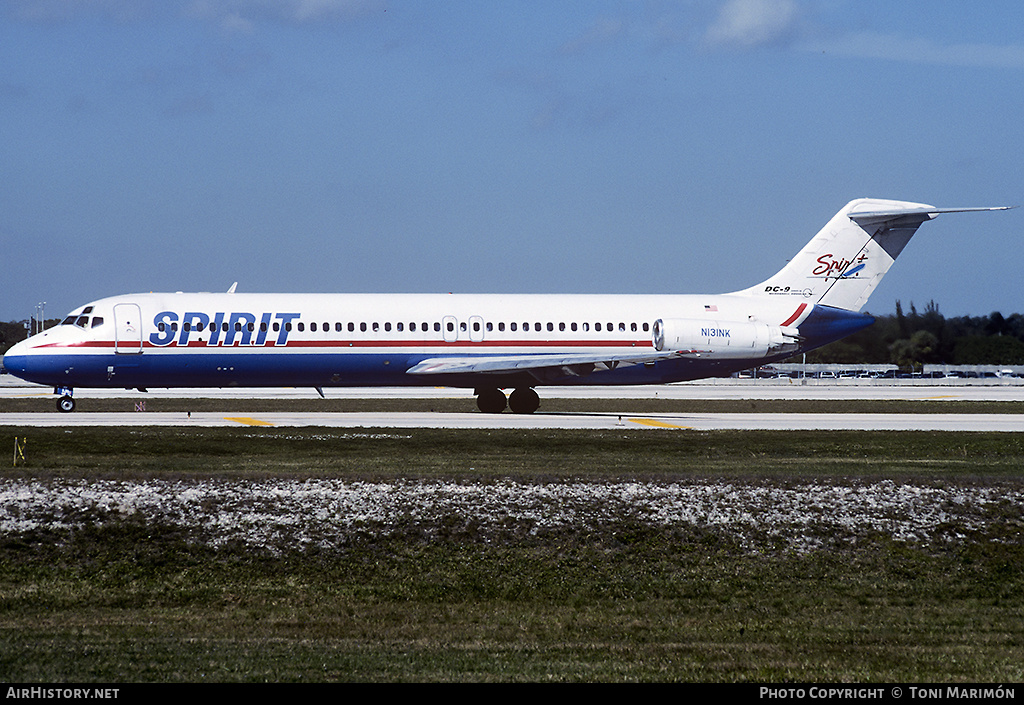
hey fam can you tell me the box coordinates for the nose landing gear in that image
[55,387,75,413]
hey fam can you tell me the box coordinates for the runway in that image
[4,377,1024,401]
[2,379,1023,431]
[2,410,1024,431]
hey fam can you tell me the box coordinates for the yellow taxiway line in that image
[224,417,275,427]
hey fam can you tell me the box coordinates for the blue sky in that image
[3,0,1022,323]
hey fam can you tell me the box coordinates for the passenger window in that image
[643,322,650,332]
[498,322,505,332]
[510,322,517,332]
[360,323,367,332]
[547,323,553,332]
[372,322,379,332]
[311,323,318,332]
[410,322,416,332]
[595,323,602,332]
[384,322,391,332]
[397,322,404,332]
[434,322,440,332]
[349,323,355,332]
[570,322,577,332]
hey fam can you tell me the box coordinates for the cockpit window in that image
[61,316,77,325]
[91,317,104,328]
[75,316,89,327]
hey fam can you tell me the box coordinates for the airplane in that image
[2,198,1011,413]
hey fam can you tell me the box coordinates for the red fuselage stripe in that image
[780,303,807,327]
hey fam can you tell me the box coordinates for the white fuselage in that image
[4,291,819,392]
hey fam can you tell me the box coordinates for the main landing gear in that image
[475,387,540,414]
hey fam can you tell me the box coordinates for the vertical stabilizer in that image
[731,199,1010,311]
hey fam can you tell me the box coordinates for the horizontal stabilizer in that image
[848,205,1014,227]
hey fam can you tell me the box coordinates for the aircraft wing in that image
[406,349,688,378]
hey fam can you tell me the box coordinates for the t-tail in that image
[732,198,1013,312]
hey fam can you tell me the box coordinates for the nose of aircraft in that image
[2,338,33,380]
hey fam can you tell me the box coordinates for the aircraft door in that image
[442,315,458,343]
[114,303,144,354]
[468,315,485,342]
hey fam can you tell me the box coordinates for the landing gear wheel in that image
[508,387,540,414]
[57,395,76,413]
[476,388,507,414]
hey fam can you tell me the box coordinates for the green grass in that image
[1,427,1022,682]
[5,426,1024,480]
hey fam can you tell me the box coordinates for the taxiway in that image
[2,379,1023,431]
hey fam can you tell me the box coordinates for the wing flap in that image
[406,349,686,377]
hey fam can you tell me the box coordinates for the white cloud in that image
[7,0,158,23]
[705,0,800,48]
[187,0,385,29]
[558,16,628,55]
[806,32,1024,71]
[8,0,385,27]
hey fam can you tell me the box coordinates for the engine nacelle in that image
[652,318,800,359]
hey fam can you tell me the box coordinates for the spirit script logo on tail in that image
[813,253,868,279]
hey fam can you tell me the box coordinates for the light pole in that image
[34,302,46,334]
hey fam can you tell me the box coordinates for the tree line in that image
[0,319,59,356]
[801,301,1024,370]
